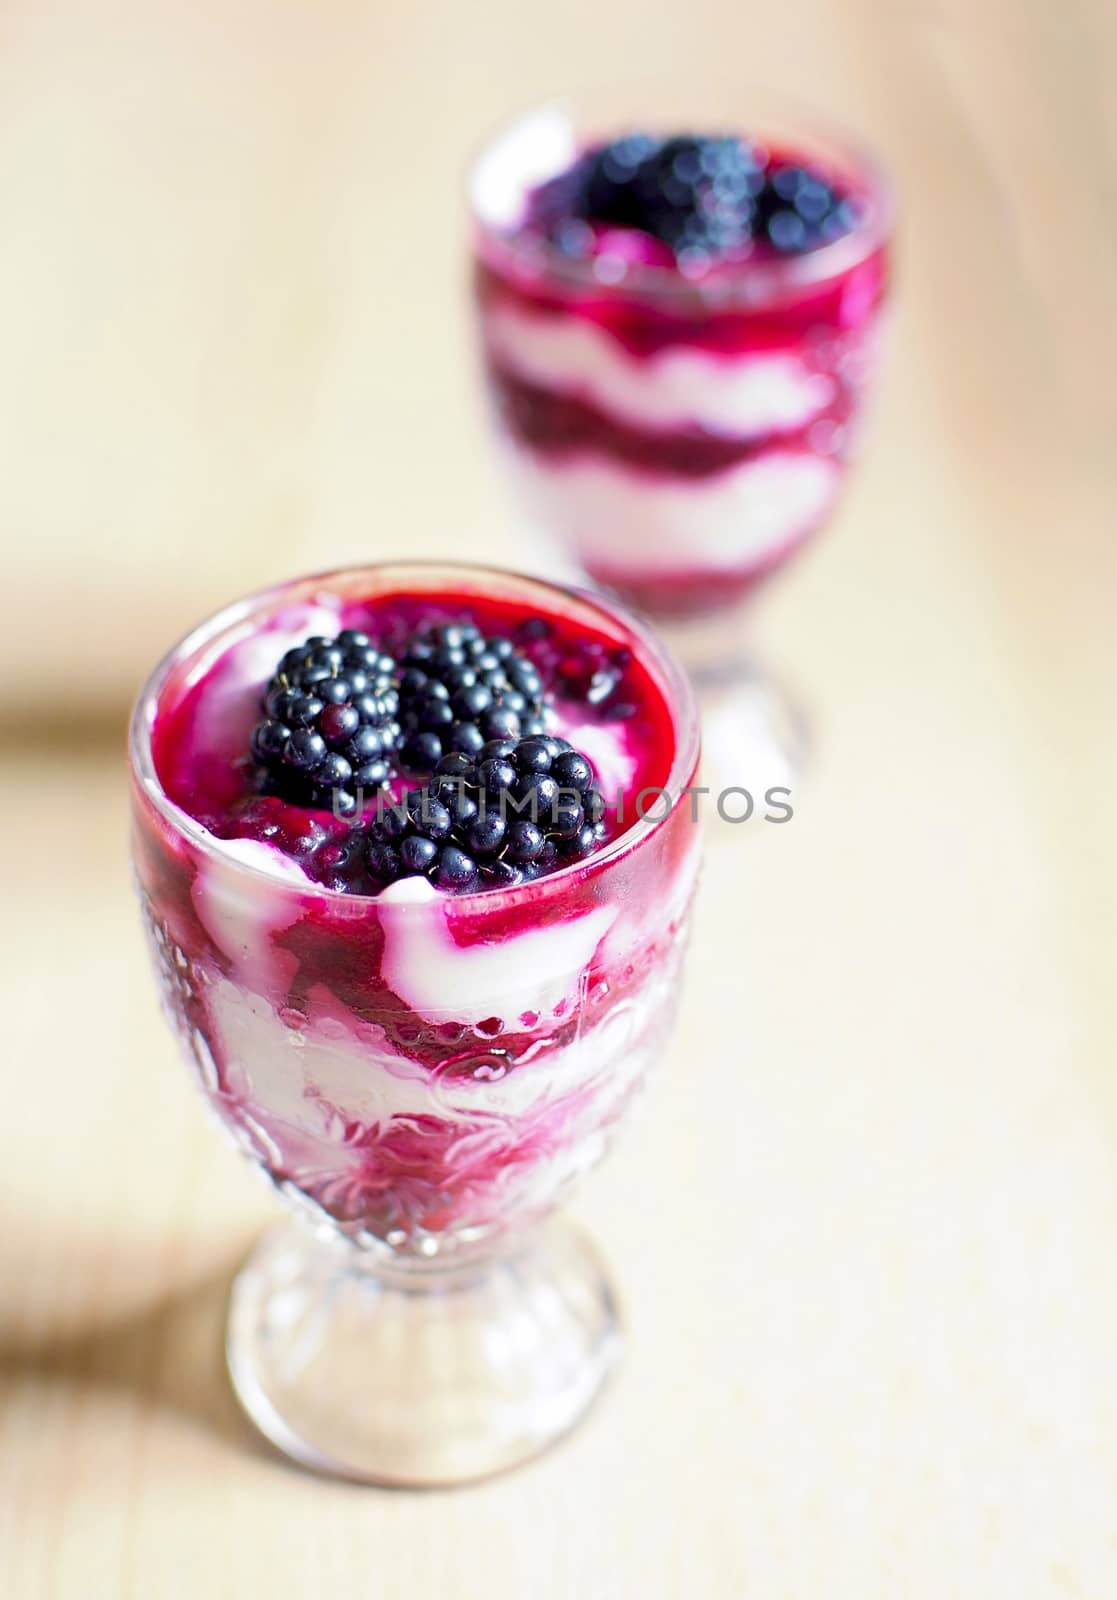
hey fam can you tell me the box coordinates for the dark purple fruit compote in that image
[471,103,892,619]
[131,564,700,1250]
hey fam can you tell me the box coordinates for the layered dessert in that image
[472,105,891,619]
[131,566,699,1252]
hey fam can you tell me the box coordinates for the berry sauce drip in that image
[152,589,672,901]
[531,133,858,267]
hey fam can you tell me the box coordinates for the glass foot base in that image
[693,660,808,820]
[656,612,809,816]
[226,1217,621,1486]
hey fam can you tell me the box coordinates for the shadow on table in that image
[0,1250,269,1463]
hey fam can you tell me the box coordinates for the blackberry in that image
[543,135,856,264]
[437,846,480,891]
[754,162,857,254]
[362,734,607,895]
[481,858,525,889]
[305,830,372,895]
[396,620,547,777]
[505,819,545,863]
[565,134,764,264]
[405,788,452,840]
[250,629,401,813]
[363,791,481,896]
[401,834,439,874]
[513,770,560,814]
[463,807,506,857]
[553,749,593,790]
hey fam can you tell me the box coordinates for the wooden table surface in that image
[3,2,1115,1596]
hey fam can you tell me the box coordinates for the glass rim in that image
[467,91,894,309]
[129,559,702,910]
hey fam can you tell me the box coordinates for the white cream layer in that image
[205,970,666,1228]
[377,877,617,1028]
[205,950,672,1220]
[192,847,625,1034]
[208,968,659,1131]
[192,839,308,990]
[506,445,839,575]
[484,302,834,438]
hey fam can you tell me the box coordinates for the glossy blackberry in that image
[542,135,857,264]
[754,162,857,253]
[362,734,608,895]
[363,791,481,896]
[305,830,373,895]
[396,620,547,776]
[251,629,400,813]
[504,819,545,863]
[564,134,764,264]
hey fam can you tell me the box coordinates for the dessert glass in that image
[470,91,893,785]
[129,562,700,1484]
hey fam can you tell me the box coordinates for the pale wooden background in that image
[2,1,1116,1596]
